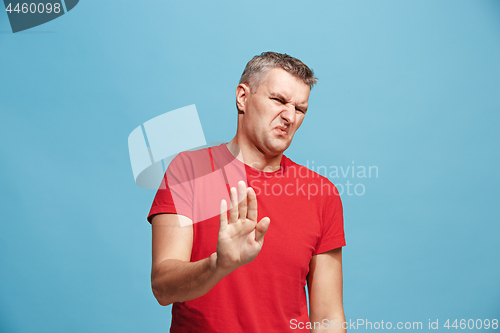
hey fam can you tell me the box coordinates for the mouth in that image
[274,125,288,136]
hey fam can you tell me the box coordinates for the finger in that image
[246,187,258,222]
[229,187,238,223]
[237,181,247,221]
[219,199,228,230]
[255,217,270,244]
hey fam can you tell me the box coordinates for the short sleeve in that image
[313,182,346,255]
[147,152,194,223]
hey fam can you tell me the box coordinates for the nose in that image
[280,104,296,124]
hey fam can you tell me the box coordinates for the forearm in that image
[151,253,230,306]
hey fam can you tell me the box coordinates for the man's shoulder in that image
[175,145,212,160]
[175,143,228,161]
[166,145,214,178]
[168,143,232,178]
[283,155,334,185]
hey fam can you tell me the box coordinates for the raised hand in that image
[215,180,271,271]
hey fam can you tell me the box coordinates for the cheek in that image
[293,117,305,129]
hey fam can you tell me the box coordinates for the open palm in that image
[216,181,271,271]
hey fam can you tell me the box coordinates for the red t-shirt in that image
[148,144,346,332]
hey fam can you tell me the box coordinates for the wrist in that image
[209,252,235,277]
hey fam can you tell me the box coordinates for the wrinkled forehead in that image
[260,68,310,103]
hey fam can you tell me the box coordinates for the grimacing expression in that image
[238,68,310,156]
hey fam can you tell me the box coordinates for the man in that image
[148,52,346,332]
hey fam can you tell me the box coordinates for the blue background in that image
[1,0,499,332]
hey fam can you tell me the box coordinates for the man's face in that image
[237,67,310,157]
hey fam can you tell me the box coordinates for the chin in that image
[265,142,291,155]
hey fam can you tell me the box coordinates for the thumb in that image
[255,217,270,244]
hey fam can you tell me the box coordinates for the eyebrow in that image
[269,92,308,111]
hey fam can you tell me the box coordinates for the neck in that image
[228,136,282,172]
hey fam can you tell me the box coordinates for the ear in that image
[235,83,250,114]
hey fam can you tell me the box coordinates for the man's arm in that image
[151,181,270,306]
[307,247,346,332]
[151,213,221,306]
